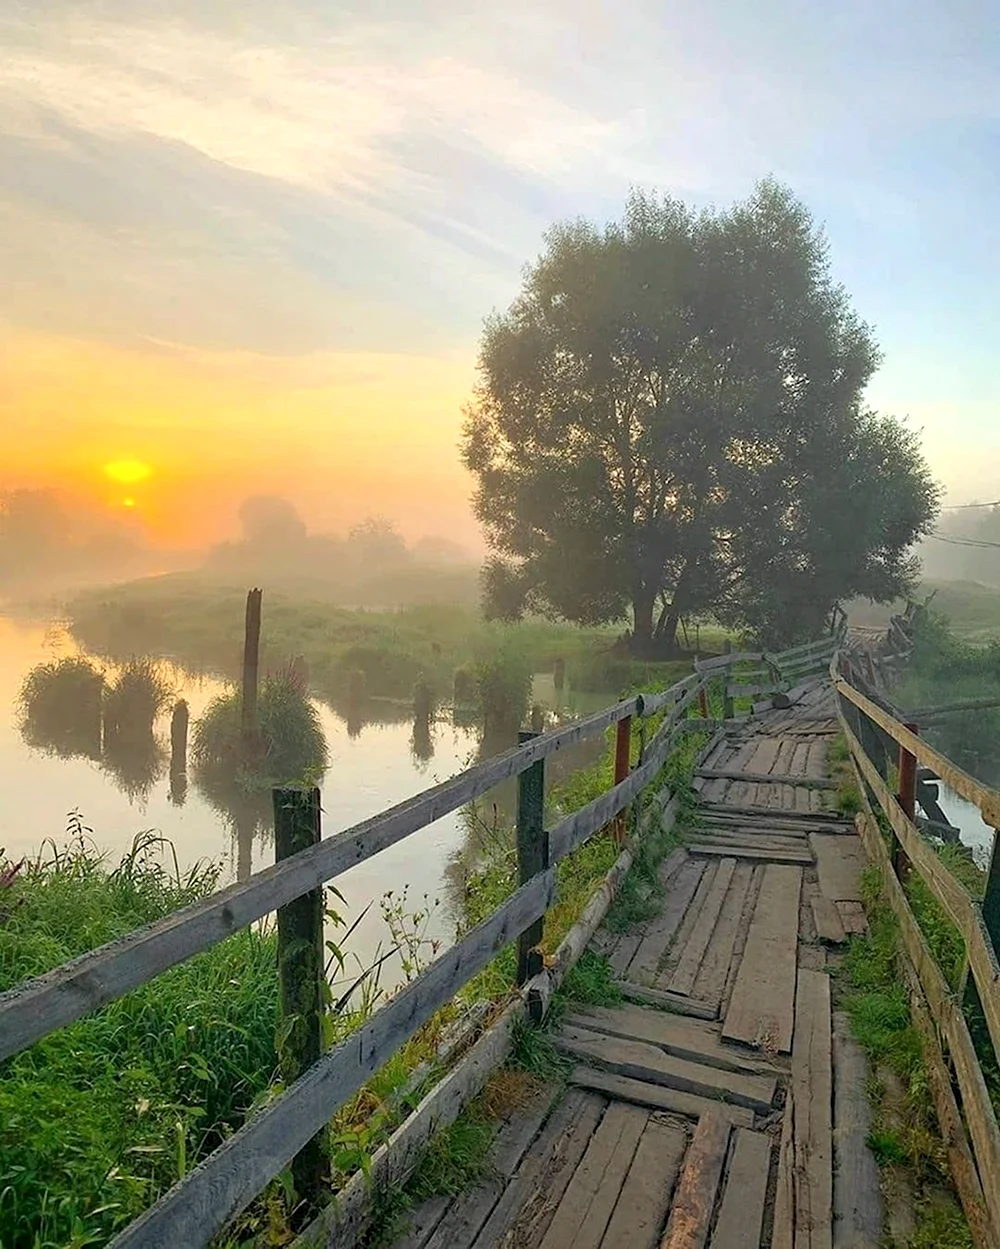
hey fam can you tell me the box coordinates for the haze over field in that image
[3,0,1000,561]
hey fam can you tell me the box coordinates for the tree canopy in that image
[462,180,940,651]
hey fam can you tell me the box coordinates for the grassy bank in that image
[66,574,727,708]
[0,830,280,1249]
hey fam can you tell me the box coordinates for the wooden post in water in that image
[515,731,547,986]
[273,785,326,1205]
[242,588,262,756]
[553,657,566,693]
[170,700,189,774]
[894,723,918,882]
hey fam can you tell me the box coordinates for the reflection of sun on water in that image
[122,497,136,509]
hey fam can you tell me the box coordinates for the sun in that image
[103,459,152,486]
[122,497,137,509]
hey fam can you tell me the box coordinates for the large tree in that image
[462,180,939,651]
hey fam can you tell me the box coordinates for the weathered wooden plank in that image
[663,861,722,975]
[613,981,718,1019]
[723,864,802,1054]
[627,860,707,980]
[660,1110,731,1249]
[540,1102,647,1249]
[832,1012,882,1249]
[601,1120,687,1249]
[108,870,560,1249]
[696,821,809,840]
[810,834,863,904]
[554,1025,777,1112]
[564,1004,781,1078]
[568,1067,753,1128]
[392,1196,452,1249]
[670,857,735,996]
[693,863,755,1010]
[792,969,833,1249]
[474,1091,604,1249]
[835,901,867,936]
[709,1129,772,1249]
[422,1088,555,1249]
[811,897,847,946]
[688,844,813,866]
[772,1092,795,1249]
[0,692,650,1063]
[701,802,849,826]
[695,769,836,789]
[690,832,811,853]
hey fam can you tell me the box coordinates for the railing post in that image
[895,723,918,881]
[516,731,547,986]
[613,715,632,846]
[698,686,709,719]
[273,785,326,1207]
[983,829,1000,957]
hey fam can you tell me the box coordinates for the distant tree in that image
[463,180,938,652]
[237,496,308,549]
[412,535,471,565]
[347,517,410,568]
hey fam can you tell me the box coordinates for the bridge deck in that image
[390,676,882,1249]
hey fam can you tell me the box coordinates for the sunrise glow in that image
[103,460,153,486]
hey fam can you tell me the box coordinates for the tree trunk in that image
[631,589,655,657]
[660,611,681,652]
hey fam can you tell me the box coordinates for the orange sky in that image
[4,2,1000,559]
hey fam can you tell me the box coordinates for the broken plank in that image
[811,897,847,946]
[540,1101,647,1249]
[554,1025,777,1112]
[601,1120,687,1249]
[627,860,706,981]
[569,1067,753,1128]
[693,863,755,1011]
[669,858,737,996]
[811,834,864,903]
[723,864,802,1054]
[836,901,868,935]
[772,1091,795,1249]
[709,1129,772,1249]
[832,1012,882,1249]
[688,843,812,866]
[695,768,837,789]
[613,981,718,1019]
[701,802,850,826]
[564,1004,782,1077]
[792,968,833,1249]
[473,1090,603,1249]
[660,1110,731,1249]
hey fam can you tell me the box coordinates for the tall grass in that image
[102,658,174,739]
[192,665,329,796]
[17,656,105,760]
[0,828,279,1249]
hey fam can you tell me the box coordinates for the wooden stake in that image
[273,785,326,1207]
[614,716,632,845]
[242,588,262,755]
[895,723,918,881]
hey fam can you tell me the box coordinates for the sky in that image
[2,0,999,550]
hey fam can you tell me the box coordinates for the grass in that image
[192,664,329,803]
[67,575,736,714]
[17,655,104,760]
[0,827,280,1249]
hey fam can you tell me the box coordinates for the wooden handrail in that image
[834,676,1000,827]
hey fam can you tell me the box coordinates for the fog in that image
[0,486,481,606]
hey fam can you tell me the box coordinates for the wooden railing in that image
[0,633,839,1249]
[833,647,1000,1249]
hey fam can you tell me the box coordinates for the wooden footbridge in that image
[3,617,1000,1249]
